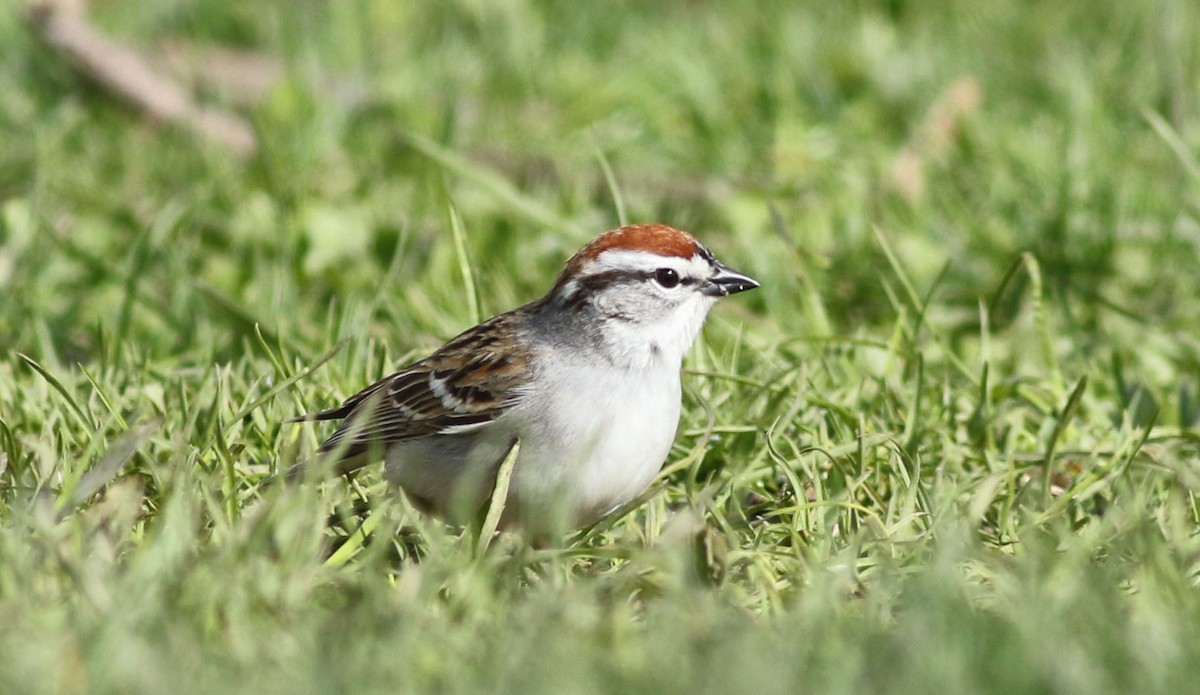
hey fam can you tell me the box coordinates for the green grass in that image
[3,0,1200,692]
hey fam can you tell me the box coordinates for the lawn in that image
[2,0,1200,692]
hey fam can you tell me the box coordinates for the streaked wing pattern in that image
[297,312,532,460]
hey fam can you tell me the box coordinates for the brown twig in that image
[25,0,257,157]
[889,76,983,203]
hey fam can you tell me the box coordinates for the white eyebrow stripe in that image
[584,249,711,277]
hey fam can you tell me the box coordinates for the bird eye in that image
[654,268,681,288]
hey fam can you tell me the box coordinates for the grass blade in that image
[57,418,161,519]
[405,132,578,234]
[595,147,627,227]
[477,439,520,555]
[16,353,92,431]
[448,204,482,325]
[231,336,350,423]
[1042,374,1088,509]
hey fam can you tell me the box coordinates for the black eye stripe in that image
[565,268,698,304]
[560,268,700,309]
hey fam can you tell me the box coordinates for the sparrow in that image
[291,224,759,531]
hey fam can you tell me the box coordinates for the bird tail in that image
[286,402,355,424]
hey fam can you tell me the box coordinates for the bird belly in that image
[509,363,682,528]
[382,428,517,523]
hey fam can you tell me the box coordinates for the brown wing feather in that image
[296,311,533,462]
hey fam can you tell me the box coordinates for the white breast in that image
[508,355,682,527]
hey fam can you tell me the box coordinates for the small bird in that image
[292,224,759,531]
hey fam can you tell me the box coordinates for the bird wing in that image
[293,312,533,462]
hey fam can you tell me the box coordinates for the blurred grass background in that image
[2,0,1200,693]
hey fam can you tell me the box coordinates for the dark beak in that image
[702,263,760,297]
